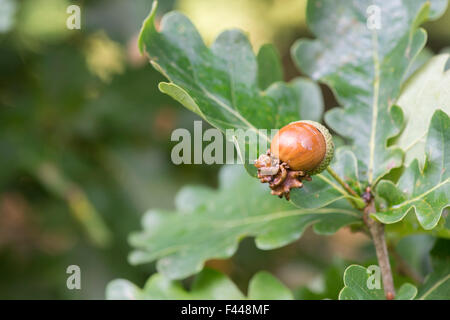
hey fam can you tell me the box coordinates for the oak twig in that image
[363,199,395,300]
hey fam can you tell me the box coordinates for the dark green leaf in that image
[395,235,435,279]
[290,148,365,210]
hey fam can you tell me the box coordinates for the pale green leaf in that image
[138,1,352,210]
[105,280,142,300]
[338,265,417,300]
[396,54,450,166]
[189,268,245,299]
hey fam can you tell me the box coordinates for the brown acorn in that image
[255,120,334,200]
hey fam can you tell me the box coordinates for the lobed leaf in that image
[128,166,361,280]
[292,0,448,185]
[417,239,450,300]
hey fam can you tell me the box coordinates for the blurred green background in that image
[0,0,448,299]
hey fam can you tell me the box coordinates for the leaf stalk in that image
[326,167,363,209]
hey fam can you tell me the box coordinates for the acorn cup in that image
[254,120,334,200]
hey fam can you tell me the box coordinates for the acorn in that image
[255,120,334,200]
[270,120,334,175]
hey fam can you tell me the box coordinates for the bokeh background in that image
[0,0,448,299]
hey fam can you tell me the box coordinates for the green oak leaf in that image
[385,210,450,239]
[106,268,293,300]
[403,47,434,80]
[396,54,450,166]
[295,261,346,300]
[338,265,417,300]
[257,44,284,90]
[292,0,448,185]
[374,110,449,230]
[417,239,450,300]
[395,235,435,279]
[138,1,323,159]
[138,1,353,210]
[128,165,361,279]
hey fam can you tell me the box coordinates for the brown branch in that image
[363,199,395,300]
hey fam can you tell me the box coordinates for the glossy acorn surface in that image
[270,121,333,175]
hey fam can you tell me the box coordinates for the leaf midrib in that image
[419,273,450,300]
[391,178,450,210]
